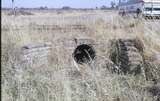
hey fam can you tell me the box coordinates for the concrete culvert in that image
[109,38,144,75]
[73,44,96,64]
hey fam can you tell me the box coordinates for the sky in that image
[2,0,118,8]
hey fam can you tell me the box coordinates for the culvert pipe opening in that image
[73,44,96,64]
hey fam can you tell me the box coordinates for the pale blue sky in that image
[2,0,118,8]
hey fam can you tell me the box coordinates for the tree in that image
[44,6,48,9]
[100,5,107,10]
[39,6,48,10]
[62,6,71,10]
[111,1,116,8]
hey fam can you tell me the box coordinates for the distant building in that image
[118,0,160,17]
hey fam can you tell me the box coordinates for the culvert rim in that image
[73,44,96,64]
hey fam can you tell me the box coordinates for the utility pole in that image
[118,0,121,9]
[119,0,121,6]
[12,0,16,16]
[152,0,153,13]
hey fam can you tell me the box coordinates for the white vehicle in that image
[118,0,160,18]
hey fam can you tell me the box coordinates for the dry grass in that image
[1,10,160,101]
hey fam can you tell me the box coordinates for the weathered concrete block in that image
[109,38,144,75]
[20,42,52,66]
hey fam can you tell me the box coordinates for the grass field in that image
[1,10,160,101]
